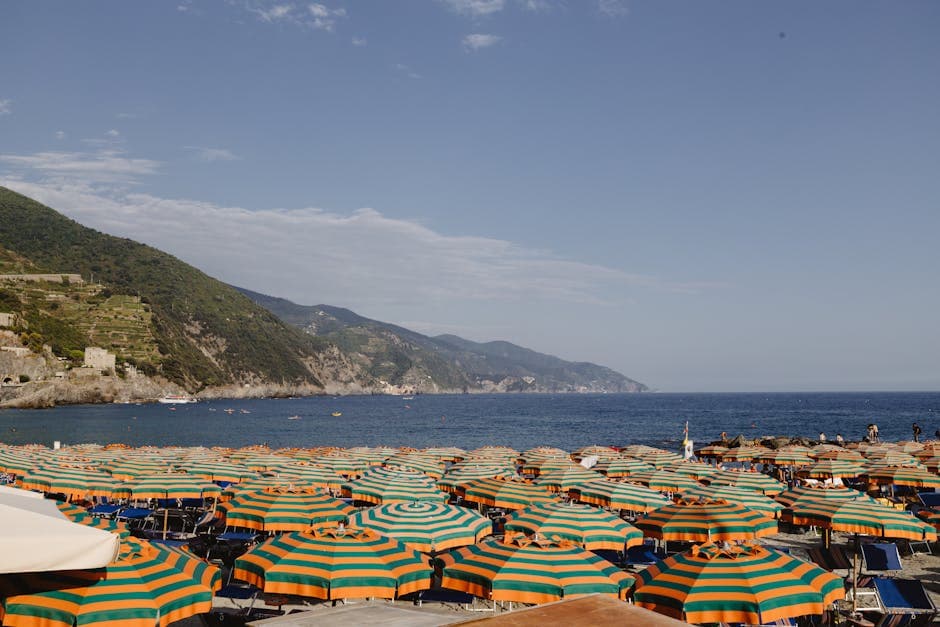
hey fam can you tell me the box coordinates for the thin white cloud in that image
[185,146,241,162]
[0,151,159,184]
[106,129,121,138]
[463,33,502,51]
[307,3,345,31]
[254,3,293,22]
[55,131,67,140]
[0,99,11,116]
[439,0,505,17]
[116,112,139,119]
[519,0,553,10]
[597,0,628,17]
[394,63,422,80]
[241,1,345,30]
[351,36,367,46]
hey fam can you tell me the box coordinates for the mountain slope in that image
[237,287,648,393]
[0,187,366,392]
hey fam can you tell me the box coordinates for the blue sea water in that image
[0,392,938,452]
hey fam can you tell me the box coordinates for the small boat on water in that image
[158,395,197,404]
[287,415,301,420]
[331,411,342,417]
[402,396,415,400]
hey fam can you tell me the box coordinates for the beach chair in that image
[871,577,937,626]
[591,549,624,567]
[807,546,852,576]
[87,502,122,518]
[861,543,903,577]
[408,588,477,609]
[625,539,665,566]
[916,492,940,508]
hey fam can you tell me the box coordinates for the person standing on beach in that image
[872,424,879,443]
[835,433,844,446]
[818,432,826,442]
[913,422,922,443]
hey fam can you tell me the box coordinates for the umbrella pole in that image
[163,505,169,540]
[852,533,859,614]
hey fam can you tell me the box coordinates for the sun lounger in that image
[409,588,476,609]
[871,577,937,626]
[626,540,665,566]
[87,503,122,518]
[591,549,624,567]
[916,492,940,508]
[861,543,902,576]
[807,546,851,574]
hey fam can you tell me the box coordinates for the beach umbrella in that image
[783,498,937,542]
[622,469,700,494]
[760,448,813,467]
[636,499,777,542]
[519,446,569,462]
[572,479,669,513]
[102,459,171,481]
[504,502,643,551]
[460,477,557,510]
[220,475,313,501]
[917,509,940,531]
[221,487,354,532]
[862,449,919,466]
[572,445,619,461]
[721,446,770,463]
[709,469,785,496]
[118,474,222,540]
[679,485,783,519]
[383,453,446,479]
[422,446,467,462]
[178,460,258,484]
[592,457,653,478]
[866,465,940,489]
[812,447,864,461]
[521,457,572,477]
[437,536,634,604]
[533,464,604,493]
[665,460,720,481]
[348,501,492,553]
[774,484,877,511]
[437,463,518,494]
[695,444,729,460]
[233,527,431,600]
[342,467,447,504]
[19,465,123,501]
[632,541,844,625]
[0,538,219,627]
[799,459,867,480]
[634,449,686,469]
[308,454,372,477]
[267,463,346,490]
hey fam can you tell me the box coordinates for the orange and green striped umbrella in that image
[709,469,785,495]
[19,465,122,501]
[760,448,813,467]
[812,447,864,461]
[533,464,604,493]
[342,467,447,505]
[220,475,313,501]
[665,460,720,481]
[636,499,778,542]
[222,487,354,532]
[437,537,634,605]
[234,527,431,600]
[504,502,643,551]
[521,457,572,477]
[348,501,492,553]
[461,477,557,510]
[679,485,783,519]
[572,479,669,513]
[117,473,222,500]
[799,459,866,480]
[102,458,171,481]
[178,460,258,483]
[783,499,938,541]
[866,465,940,489]
[422,447,467,462]
[592,457,653,478]
[437,463,517,494]
[267,463,346,490]
[572,445,619,461]
[695,445,729,460]
[634,449,686,469]
[774,484,875,508]
[721,446,770,463]
[0,539,219,627]
[383,453,446,479]
[621,469,700,493]
[917,509,940,531]
[632,542,844,625]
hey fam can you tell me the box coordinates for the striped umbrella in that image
[917,509,940,531]
[521,457,572,477]
[709,469,785,496]
[592,457,653,478]
[0,539,219,627]
[267,463,346,490]
[233,527,431,600]
[103,459,171,481]
[812,447,864,461]
[634,449,686,469]
[664,460,720,481]
[461,477,557,510]
[306,454,371,478]
[422,447,467,462]
[636,499,778,542]
[760,448,813,467]
[384,453,446,479]
[222,488,354,532]
[220,475,314,501]
[19,465,122,501]
[799,459,867,480]
[348,501,492,553]
[775,484,876,508]
[695,445,729,460]
[504,502,643,551]
[572,445,619,461]
[178,460,258,483]
[438,464,517,494]
[437,537,634,604]
[783,498,937,541]
[534,464,604,493]
[621,469,700,493]
[632,541,844,625]
[679,485,783,519]
[866,465,940,489]
[572,479,669,513]
[342,467,447,504]
[721,446,770,463]
[118,473,222,500]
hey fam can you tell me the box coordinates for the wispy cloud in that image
[55,131,67,140]
[463,33,502,51]
[439,0,505,17]
[242,1,346,31]
[394,63,422,80]
[0,150,159,184]
[0,99,11,116]
[185,146,241,162]
[597,0,628,17]
[351,36,367,47]
[116,112,139,119]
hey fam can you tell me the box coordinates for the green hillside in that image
[0,187,344,391]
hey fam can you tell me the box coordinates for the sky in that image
[1,1,938,392]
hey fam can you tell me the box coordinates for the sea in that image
[1,392,939,453]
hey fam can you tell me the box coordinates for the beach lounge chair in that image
[870,577,937,626]
[807,546,852,575]
[87,502,122,518]
[591,549,624,567]
[916,491,940,508]
[861,543,903,577]
[625,539,665,566]
[408,588,476,609]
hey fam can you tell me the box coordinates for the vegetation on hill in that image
[0,187,347,391]
[238,288,648,393]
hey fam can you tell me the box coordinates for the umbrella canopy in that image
[783,499,938,541]
[347,501,491,553]
[695,445,729,460]
[222,487,354,532]
[438,537,634,605]
[720,446,770,463]
[383,453,446,479]
[799,459,867,480]
[437,464,517,494]
[19,465,123,501]
[267,463,346,490]
[572,479,669,513]
[461,477,557,510]
[504,502,643,551]
[679,485,783,519]
[592,457,653,478]
[632,542,844,625]
[636,499,778,542]
[233,527,431,600]
[534,464,604,493]
[866,465,940,489]
[621,470,700,493]
[0,539,219,627]
[117,474,222,500]
[774,484,877,509]
[709,469,785,496]
[220,475,315,501]
[178,460,258,483]
[342,467,448,504]
[759,448,813,467]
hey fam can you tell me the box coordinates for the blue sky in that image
[1,1,938,392]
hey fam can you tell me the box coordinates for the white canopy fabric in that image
[0,489,120,573]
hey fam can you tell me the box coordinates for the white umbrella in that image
[0,488,120,573]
